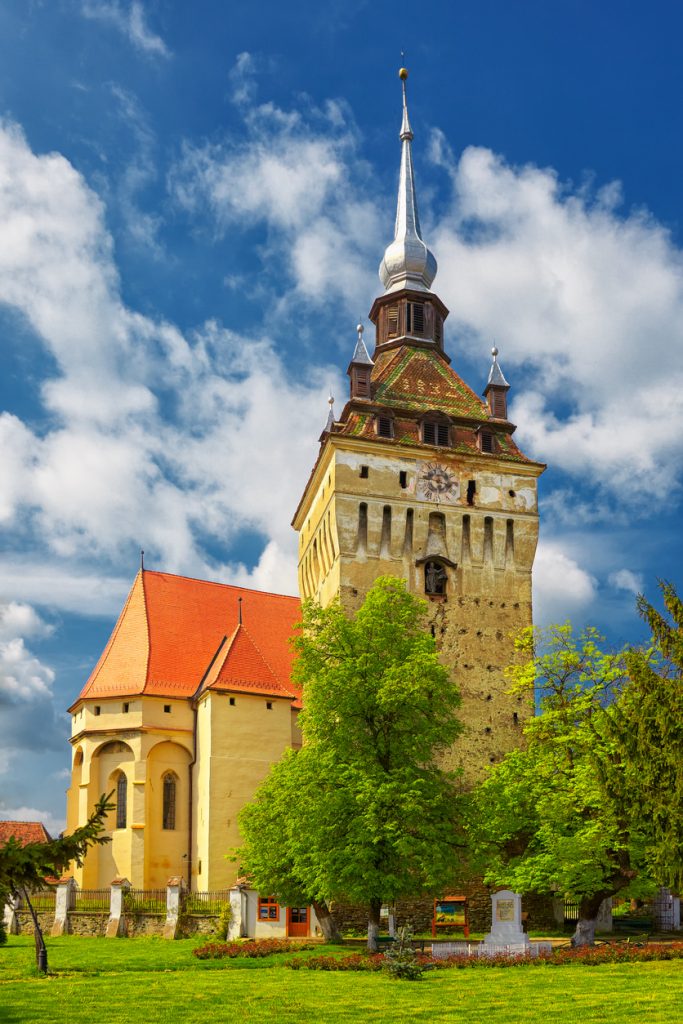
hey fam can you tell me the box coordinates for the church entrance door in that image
[287,906,309,937]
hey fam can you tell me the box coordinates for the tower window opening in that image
[229,697,236,706]
[116,773,127,830]
[164,704,171,714]
[386,305,399,339]
[422,420,449,447]
[162,773,177,831]
[491,390,507,418]
[94,705,101,716]
[466,480,476,505]
[424,560,447,596]
[354,372,370,398]
[266,701,273,710]
[359,465,369,479]
[399,471,407,488]
[377,416,393,438]
[123,703,129,714]
[407,302,425,335]
[480,430,495,453]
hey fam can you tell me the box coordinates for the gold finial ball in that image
[399,67,408,80]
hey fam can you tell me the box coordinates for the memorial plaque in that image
[496,900,515,922]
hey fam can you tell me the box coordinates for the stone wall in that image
[68,912,108,937]
[15,911,54,934]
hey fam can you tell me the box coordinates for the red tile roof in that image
[75,570,301,705]
[202,624,296,700]
[0,821,52,845]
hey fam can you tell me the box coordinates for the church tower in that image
[292,70,545,779]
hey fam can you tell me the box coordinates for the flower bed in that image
[283,943,683,972]
[193,938,315,960]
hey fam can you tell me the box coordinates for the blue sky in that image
[1,0,682,832]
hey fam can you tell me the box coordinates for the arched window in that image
[162,773,177,831]
[116,773,127,829]
[424,561,447,596]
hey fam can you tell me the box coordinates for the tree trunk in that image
[367,898,382,952]
[312,901,343,944]
[571,894,608,948]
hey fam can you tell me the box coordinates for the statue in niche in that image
[424,560,447,596]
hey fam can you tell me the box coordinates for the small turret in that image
[346,323,374,400]
[483,346,510,419]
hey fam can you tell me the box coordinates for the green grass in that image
[2,935,683,1023]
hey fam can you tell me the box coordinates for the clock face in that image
[417,463,459,503]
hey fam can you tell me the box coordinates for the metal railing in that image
[73,889,111,912]
[124,889,167,915]
[183,890,230,916]
[26,889,56,912]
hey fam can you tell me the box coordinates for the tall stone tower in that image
[292,70,545,779]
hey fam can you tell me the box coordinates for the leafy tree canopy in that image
[238,576,465,948]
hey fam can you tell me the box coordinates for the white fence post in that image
[106,877,131,938]
[51,876,77,936]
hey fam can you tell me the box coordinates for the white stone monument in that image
[482,890,529,951]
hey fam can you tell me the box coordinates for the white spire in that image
[324,391,335,432]
[350,322,374,365]
[486,346,510,388]
[379,68,437,295]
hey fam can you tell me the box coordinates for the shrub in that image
[285,954,385,972]
[215,904,232,941]
[383,927,424,981]
[193,938,314,960]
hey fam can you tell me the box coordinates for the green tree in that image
[0,794,113,971]
[238,576,465,950]
[614,581,683,890]
[470,624,652,946]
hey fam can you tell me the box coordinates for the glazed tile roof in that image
[371,346,488,419]
[76,570,301,705]
[0,821,52,844]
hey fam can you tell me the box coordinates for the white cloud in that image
[170,65,384,311]
[609,568,644,596]
[0,601,54,702]
[81,1,171,59]
[0,804,65,837]
[431,143,683,508]
[533,541,598,625]
[0,603,52,643]
[0,119,340,601]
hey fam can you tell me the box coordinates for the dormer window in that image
[376,415,394,439]
[422,419,450,447]
[480,429,496,454]
[406,302,425,336]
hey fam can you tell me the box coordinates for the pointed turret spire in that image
[484,346,510,419]
[347,323,373,400]
[325,391,335,431]
[379,68,437,294]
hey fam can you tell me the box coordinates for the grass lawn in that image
[2,935,683,1023]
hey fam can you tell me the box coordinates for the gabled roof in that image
[75,570,300,705]
[0,821,52,845]
[200,624,296,700]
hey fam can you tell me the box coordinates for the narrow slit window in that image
[162,773,176,831]
[116,773,127,830]
[229,696,236,706]
[466,480,476,506]
[94,706,101,716]
[359,465,369,479]
[164,704,171,714]
[399,471,407,488]
[266,701,273,710]
[123,703,129,714]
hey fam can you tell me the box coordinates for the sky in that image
[1,0,682,834]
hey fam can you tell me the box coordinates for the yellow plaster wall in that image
[194,691,294,891]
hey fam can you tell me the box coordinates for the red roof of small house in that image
[74,570,301,706]
[0,821,52,845]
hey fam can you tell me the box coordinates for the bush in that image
[383,927,424,981]
[286,954,385,972]
[193,938,314,960]
[215,905,232,941]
